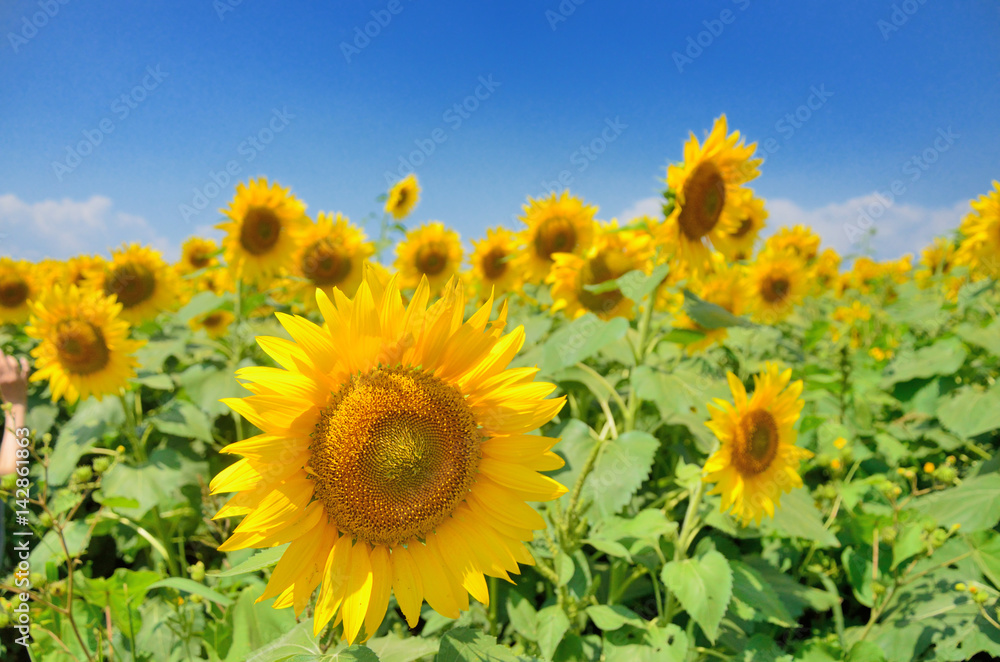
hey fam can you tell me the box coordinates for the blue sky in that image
[1,0,998,262]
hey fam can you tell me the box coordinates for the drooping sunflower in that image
[286,212,375,308]
[211,266,566,643]
[657,115,761,272]
[98,244,179,325]
[955,181,1000,280]
[514,191,596,285]
[469,227,520,299]
[177,237,220,276]
[747,253,807,323]
[0,258,36,325]
[394,222,463,292]
[703,363,811,525]
[385,174,420,220]
[189,309,235,339]
[218,178,309,288]
[26,285,145,404]
[763,225,821,263]
[547,222,653,320]
[712,189,768,262]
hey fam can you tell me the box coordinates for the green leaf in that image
[729,560,795,626]
[437,627,535,661]
[49,396,124,484]
[845,642,886,662]
[616,263,670,301]
[29,520,92,569]
[132,371,174,390]
[761,488,840,548]
[915,473,1000,532]
[683,288,753,330]
[148,577,232,607]
[223,587,305,662]
[660,550,733,642]
[956,319,1000,356]
[966,530,1000,588]
[151,398,215,443]
[540,314,629,374]
[630,365,728,450]
[366,633,439,662]
[881,337,967,386]
[937,384,1000,439]
[585,605,645,631]
[209,544,288,578]
[582,431,660,520]
[505,592,538,641]
[662,328,707,345]
[742,558,836,618]
[176,363,252,419]
[603,623,687,662]
[101,448,207,518]
[536,605,570,660]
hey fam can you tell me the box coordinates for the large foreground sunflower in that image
[0,258,36,325]
[286,212,375,308]
[469,227,520,299]
[385,174,420,220]
[547,223,653,320]
[955,180,1000,280]
[394,222,463,292]
[26,285,145,404]
[514,191,596,284]
[658,115,761,272]
[99,244,179,325]
[211,266,566,642]
[703,363,811,524]
[218,178,309,288]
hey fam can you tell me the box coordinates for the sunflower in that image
[283,212,375,310]
[672,262,749,353]
[211,266,566,642]
[394,222,463,292]
[26,285,145,404]
[190,310,235,339]
[514,191,596,285]
[747,253,807,324]
[385,174,420,220]
[98,244,178,325]
[713,189,768,262]
[547,223,653,320]
[0,258,36,325]
[916,237,956,285]
[703,363,811,525]
[764,225,821,263]
[811,248,842,292]
[657,115,761,272]
[60,255,106,289]
[177,237,220,276]
[218,178,309,288]
[469,227,520,299]
[955,181,1000,280]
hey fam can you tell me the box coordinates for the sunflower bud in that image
[188,561,206,583]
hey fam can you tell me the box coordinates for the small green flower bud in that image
[71,466,93,484]
[188,561,206,583]
[38,512,53,528]
[92,456,112,474]
[955,583,967,592]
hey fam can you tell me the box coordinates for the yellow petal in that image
[342,542,374,643]
[314,534,352,636]
[389,545,424,628]
[362,546,392,642]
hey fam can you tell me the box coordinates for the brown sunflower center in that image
[201,312,227,329]
[534,216,578,261]
[678,162,726,241]
[415,243,449,277]
[577,252,624,314]
[731,217,754,239]
[188,251,212,269]
[301,240,352,286]
[761,275,790,303]
[0,278,29,309]
[481,247,508,280]
[56,320,110,376]
[734,408,779,476]
[239,207,282,255]
[394,188,409,210]
[105,264,156,309]
[310,365,482,546]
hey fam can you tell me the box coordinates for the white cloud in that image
[0,194,175,261]
[765,195,966,259]
[616,196,662,222]
[618,194,966,260]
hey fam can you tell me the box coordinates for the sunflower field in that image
[2,116,1000,662]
